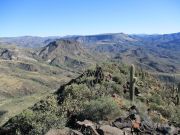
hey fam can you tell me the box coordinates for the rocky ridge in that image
[1,63,179,135]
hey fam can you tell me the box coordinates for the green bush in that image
[8,95,65,135]
[64,83,91,100]
[170,107,180,126]
[118,65,128,75]
[99,81,123,96]
[82,97,121,122]
[148,93,164,105]
[112,75,122,84]
[111,83,123,95]
[149,103,171,118]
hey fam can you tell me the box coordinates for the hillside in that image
[1,33,180,73]
[0,39,103,126]
[0,42,86,126]
[37,39,96,70]
[64,33,180,73]
[0,33,179,134]
[1,63,179,135]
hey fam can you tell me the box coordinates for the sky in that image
[0,0,180,37]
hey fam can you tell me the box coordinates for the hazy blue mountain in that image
[1,32,180,49]
[0,36,60,48]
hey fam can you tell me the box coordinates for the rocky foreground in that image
[45,105,180,135]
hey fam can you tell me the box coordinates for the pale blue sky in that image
[0,0,180,37]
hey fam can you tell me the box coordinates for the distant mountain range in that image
[64,32,180,73]
[0,32,180,73]
[1,32,180,48]
[0,36,59,48]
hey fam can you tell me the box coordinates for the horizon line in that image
[0,31,180,38]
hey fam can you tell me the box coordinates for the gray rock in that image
[45,128,83,135]
[98,125,124,135]
[77,120,99,135]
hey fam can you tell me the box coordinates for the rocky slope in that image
[0,39,101,126]
[1,63,179,135]
[65,33,180,73]
[37,39,96,70]
[0,40,90,126]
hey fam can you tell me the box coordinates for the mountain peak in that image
[37,39,93,69]
[40,39,84,55]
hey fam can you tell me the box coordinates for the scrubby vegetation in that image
[1,62,180,134]
[81,97,122,122]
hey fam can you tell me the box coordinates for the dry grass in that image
[0,59,77,126]
[0,91,50,126]
[0,74,23,91]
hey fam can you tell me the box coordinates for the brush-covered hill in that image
[37,39,96,70]
[1,63,179,135]
[65,33,180,73]
[0,39,101,126]
[0,40,95,126]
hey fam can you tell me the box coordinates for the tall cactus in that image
[129,64,136,102]
[176,83,180,105]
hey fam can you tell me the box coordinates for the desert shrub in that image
[100,81,119,96]
[111,83,124,96]
[81,97,121,122]
[118,65,128,75]
[64,83,91,100]
[10,108,66,135]
[112,75,122,84]
[30,112,66,134]
[137,96,146,103]
[148,93,164,105]
[6,95,65,135]
[150,113,161,123]
[32,95,58,112]
[102,63,115,74]
[149,103,171,118]
[170,107,180,126]
[61,84,93,114]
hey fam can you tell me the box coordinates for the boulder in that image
[45,128,83,135]
[77,120,94,127]
[156,125,180,135]
[112,117,131,129]
[98,125,124,135]
[76,120,99,135]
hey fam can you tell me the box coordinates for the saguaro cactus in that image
[176,83,180,105]
[129,64,136,102]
